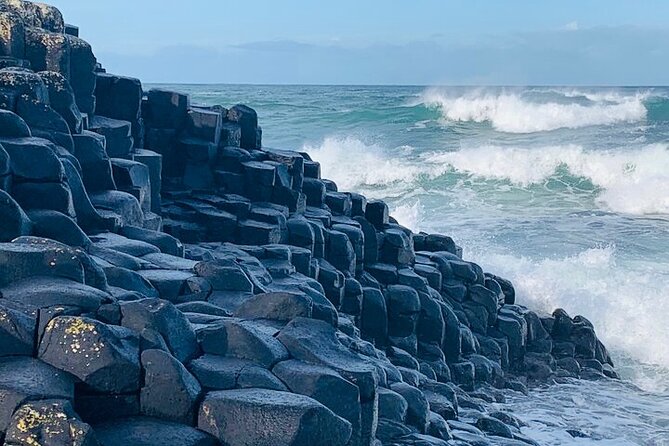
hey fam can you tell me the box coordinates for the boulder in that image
[389,382,429,433]
[38,316,141,393]
[273,360,361,443]
[0,301,36,356]
[95,73,142,122]
[220,319,289,367]
[227,104,259,150]
[377,387,408,422]
[234,292,312,321]
[198,389,352,446]
[140,349,202,424]
[1,276,109,311]
[277,318,379,444]
[27,209,91,248]
[120,225,183,256]
[119,298,199,363]
[4,399,97,446]
[0,190,31,242]
[145,89,189,129]
[66,35,96,114]
[39,70,82,133]
[94,417,219,446]
[0,109,31,137]
[0,357,75,436]
[188,355,286,391]
[0,67,49,102]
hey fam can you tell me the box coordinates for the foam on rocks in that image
[0,2,618,445]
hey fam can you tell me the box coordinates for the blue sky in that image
[50,0,669,85]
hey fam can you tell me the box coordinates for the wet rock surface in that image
[0,1,618,444]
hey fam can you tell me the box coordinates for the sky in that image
[49,0,669,85]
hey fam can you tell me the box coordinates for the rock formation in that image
[0,1,617,445]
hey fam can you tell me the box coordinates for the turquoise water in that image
[155,84,669,444]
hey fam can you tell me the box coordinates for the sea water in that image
[155,84,669,445]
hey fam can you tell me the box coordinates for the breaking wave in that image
[305,136,669,216]
[417,88,650,133]
[425,143,669,215]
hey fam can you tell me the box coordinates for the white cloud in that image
[565,21,579,31]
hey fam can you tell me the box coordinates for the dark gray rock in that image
[0,190,31,242]
[390,382,429,433]
[140,349,202,424]
[188,354,286,391]
[0,301,36,356]
[0,109,31,137]
[146,89,189,129]
[27,209,91,248]
[194,259,253,292]
[38,316,140,393]
[95,417,218,446]
[360,287,388,344]
[273,359,362,444]
[0,357,74,436]
[476,415,514,438]
[1,276,109,311]
[119,298,198,362]
[198,389,352,446]
[427,411,453,440]
[4,399,97,446]
[227,104,259,150]
[218,319,289,367]
[377,387,408,422]
[235,291,312,321]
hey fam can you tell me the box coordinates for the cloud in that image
[97,26,669,86]
[564,21,579,31]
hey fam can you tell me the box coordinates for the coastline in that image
[0,2,627,445]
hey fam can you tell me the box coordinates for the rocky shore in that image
[0,2,618,445]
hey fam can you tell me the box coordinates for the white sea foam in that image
[301,136,447,193]
[425,143,669,215]
[390,201,424,232]
[419,88,648,133]
[465,245,669,385]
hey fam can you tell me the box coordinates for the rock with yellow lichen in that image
[24,26,69,78]
[37,70,81,133]
[0,9,25,58]
[38,316,140,394]
[0,357,75,437]
[0,0,64,33]
[4,399,98,446]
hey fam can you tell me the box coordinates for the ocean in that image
[154,84,669,445]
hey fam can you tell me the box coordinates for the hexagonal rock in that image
[213,319,288,368]
[273,360,361,443]
[38,316,140,393]
[0,190,31,243]
[140,349,201,424]
[0,240,88,287]
[198,389,352,446]
[234,292,312,322]
[0,301,36,356]
[119,298,199,363]
[389,382,429,433]
[188,355,286,391]
[0,357,74,436]
[0,276,110,312]
[4,399,97,446]
[94,417,219,446]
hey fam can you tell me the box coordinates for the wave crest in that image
[419,88,648,133]
[425,143,669,215]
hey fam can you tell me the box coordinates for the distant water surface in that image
[152,84,669,445]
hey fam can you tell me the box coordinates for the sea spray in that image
[418,87,649,133]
